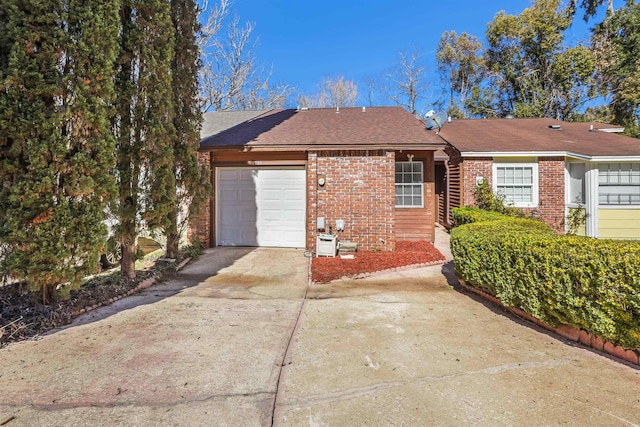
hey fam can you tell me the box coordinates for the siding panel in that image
[396,183,436,242]
[598,208,640,239]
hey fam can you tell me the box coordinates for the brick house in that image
[437,118,640,239]
[192,107,446,251]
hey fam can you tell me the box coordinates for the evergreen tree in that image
[0,0,120,303]
[161,0,210,259]
[473,0,598,119]
[593,1,640,137]
[436,31,485,118]
[112,0,175,278]
[571,0,615,20]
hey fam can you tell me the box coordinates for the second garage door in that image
[216,167,306,247]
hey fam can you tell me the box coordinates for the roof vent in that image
[598,127,625,133]
[548,124,562,130]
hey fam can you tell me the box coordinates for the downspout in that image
[585,162,599,238]
[444,159,451,227]
[209,151,215,247]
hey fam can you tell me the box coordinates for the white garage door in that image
[217,167,306,247]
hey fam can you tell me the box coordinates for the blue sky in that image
[211,1,601,111]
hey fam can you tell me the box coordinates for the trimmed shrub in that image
[451,206,508,226]
[451,218,640,349]
[451,206,551,230]
[473,180,526,217]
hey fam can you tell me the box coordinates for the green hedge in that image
[451,206,509,226]
[450,210,640,349]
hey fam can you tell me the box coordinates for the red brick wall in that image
[461,158,493,206]
[187,151,212,247]
[532,157,565,232]
[307,150,396,251]
[456,156,566,232]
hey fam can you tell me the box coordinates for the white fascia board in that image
[460,151,640,162]
[460,151,589,160]
[590,156,640,162]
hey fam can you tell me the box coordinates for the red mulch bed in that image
[311,240,446,283]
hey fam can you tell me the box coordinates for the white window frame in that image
[566,162,586,206]
[492,162,539,208]
[395,161,424,208]
[597,163,640,206]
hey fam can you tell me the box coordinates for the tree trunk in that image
[120,240,136,279]
[165,209,180,259]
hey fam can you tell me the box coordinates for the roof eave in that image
[590,155,640,162]
[459,151,640,161]
[201,143,445,152]
[460,150,582,158]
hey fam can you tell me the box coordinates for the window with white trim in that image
[493,163,539,208]
[568,162,586,205]
[395,161,423,207]
[598,163,640,205]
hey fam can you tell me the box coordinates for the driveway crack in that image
[278,359,572,410]
[269,261,310,427]
[0,391,275,412]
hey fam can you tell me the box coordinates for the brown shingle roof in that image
[200,110,270,140]
[438,118,640,158]
[200,107,444,150]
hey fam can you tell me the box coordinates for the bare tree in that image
[324,76,358,108]
[386,49,428,117]
[198,1,293,111]
[298,75,358,108]
[198,0,229,51]
[362,75,383,107]
[296,94,313,109]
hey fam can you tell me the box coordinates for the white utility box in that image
[316,234,338,257]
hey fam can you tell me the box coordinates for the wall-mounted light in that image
[407,154,414,162]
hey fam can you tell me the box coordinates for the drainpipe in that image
[585,162,599,238]
[444,160,451,227]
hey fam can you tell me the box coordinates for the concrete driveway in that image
[1,244,640,426]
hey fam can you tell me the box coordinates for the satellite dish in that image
[425,111,448,130]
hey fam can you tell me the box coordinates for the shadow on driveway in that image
[62,247,256,330]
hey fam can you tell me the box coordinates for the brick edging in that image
[176,257,192,271]
[457,279,640,367]
[71,257,192,318]
[318,259,448,284]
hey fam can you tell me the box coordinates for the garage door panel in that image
[240,169,255,180]
[219,209,255,226]
[219,169,240,181]
[261,209,282,221]
[239,209,257,224]
[219,229,257,247]
[240,188,256,202]
[217,168,305,247]
[260,189,282,201]
[284,189,304,200]
[219,188,239,202]
[282,209,304,221]
[257,230,299,247]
